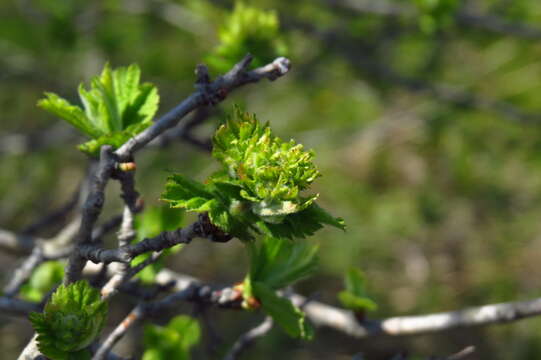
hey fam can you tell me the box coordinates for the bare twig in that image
[114,55,291,160]
[64,146,116,284]
[0,229,36,254]
[79,213,232,264]
[223,317,273,360]
[22,184,80,236]
[3,246,44,297]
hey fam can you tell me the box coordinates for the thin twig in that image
[115,55,291,160]
[224,317,273,360]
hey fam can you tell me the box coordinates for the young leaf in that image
[143,315,200,360]
[38,63,159,157]
[247,236,318,291]
[161,107,344,241]
[252,282,313,339]
[338,268,378,313]
[206,2,288,72]
[29,280,108,360]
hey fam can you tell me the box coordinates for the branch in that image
[223,317,273,360]
[146,269,541,340]
[329,0,541,40]
[291,294,541,338]
[0,229,36,255]
[114,55,291,161]
[64,146,116,284]
[79,213,232,264]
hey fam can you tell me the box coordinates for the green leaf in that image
[161,107,344,241]
[29,280,108,359]
[206,2,288,73]
[39,63,159,157]
[252,282,313,339]
[38,92,102,138]
[248,236,318,290]
[338,268,378,312]
[143,315,200,360]
[20,261,65,302]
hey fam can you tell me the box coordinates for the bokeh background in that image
[2,0,541,359]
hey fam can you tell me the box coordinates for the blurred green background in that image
[2,0,541,359]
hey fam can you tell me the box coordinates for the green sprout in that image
[29,280,108,360]
[161,106,344,241]
[38,63,159,157]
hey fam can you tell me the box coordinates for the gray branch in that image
[114,55,291,161]
[223,317,273,360]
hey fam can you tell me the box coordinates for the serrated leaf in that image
[252,282,313,339]
[38,92,102,138]
[39,63,159,157]
[248,236,318,290]
[29,280,108,359]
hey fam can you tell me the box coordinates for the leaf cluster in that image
[38,63,159,156]
[29,280,108,360]
[161,107,344,241]
[206,2,287,72]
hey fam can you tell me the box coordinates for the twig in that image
[22,184,80,236]
[64,146,116,284]
[92,283,198,360]
[445,346,475,360]
[79,213,232,264]
[0,229,36,255]
[223,317,273,360]
[291,293,541,338]
[0,296,40,316]
[114,55,291,160]
[3,246,44,297]
[329,0,541,40]
[91,304,146,360]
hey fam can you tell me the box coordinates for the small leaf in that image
[39,63,159,157]
[29,280,108,359]
[252,282,313,339]
[247,236,318,290]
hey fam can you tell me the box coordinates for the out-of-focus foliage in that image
[143,315,200,360]
[131,205,185,284]
[206,2,287,72]
[29,280,108,360]
[20,261,65,302]
[3,0,541,358]
[338,268,378,313]
[38,63,159,156]
[161,107,343,241]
